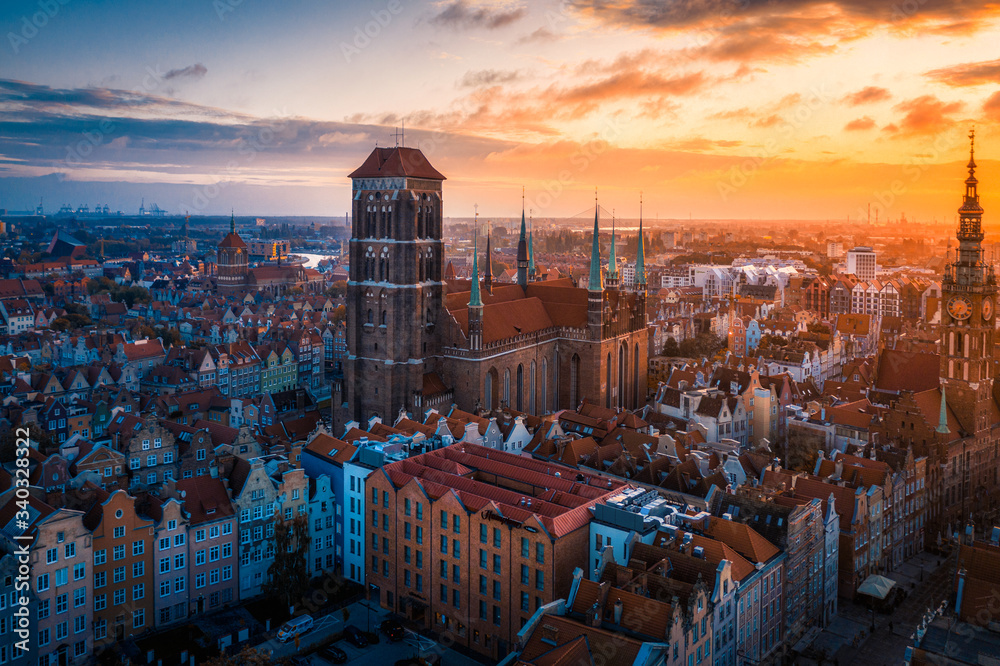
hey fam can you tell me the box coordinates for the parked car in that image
[379,619,405,642]
[344,624,369,648]
[318,643,348,664]
[276,614,314,643]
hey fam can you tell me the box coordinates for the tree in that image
[0,424,55,463]
[677,333,725,359]
[759,334,787,348]
[331,305,346,326]
[263,514,310,612]
[50,318,71,332]
[324,280,347,299]
[662,337,680,357]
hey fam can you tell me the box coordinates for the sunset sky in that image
[2,0,1000,221]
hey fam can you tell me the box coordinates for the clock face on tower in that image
[948,295,973,320]
[984,297,994,320]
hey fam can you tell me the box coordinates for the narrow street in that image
[801,551,955,665]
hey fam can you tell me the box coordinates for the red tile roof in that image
[348,147,446,180]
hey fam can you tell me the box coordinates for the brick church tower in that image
[217,214,248,290]
[940,129,997,435]
[337,147,446,426]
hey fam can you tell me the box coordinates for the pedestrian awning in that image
[857,574,896,600]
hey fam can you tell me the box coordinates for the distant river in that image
[295,253,338,268]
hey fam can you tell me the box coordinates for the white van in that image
[276,614,314,643]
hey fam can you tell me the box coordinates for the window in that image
[536,570,544,591]
[132,561,144,578]
[493,528,501,548]
[65,543,76,559]
[56,593,68,614]
[536,543,545,563]
[133,608,145,628]
[453,515,460,534]
[94,594,106,611]
[94,550,106,566]
[73,588,85,608]
[37,573,49,592]
[94,571,106,589]
[441,510,448,529]
[113,526,125,539]
[132,540,144,556]
[480,524,487,544]
[132,583,144,600]
[55,568,68,586]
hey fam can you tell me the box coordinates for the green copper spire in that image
[588,193,603,291]
[636,194,647,287]
[527,210,535,276]
[470,232,482,308]
[936,386,950,434]
[230,211,236,234]
[608,211,618,280]
[517,190,528,288]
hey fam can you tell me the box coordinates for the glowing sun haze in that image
[1,0,999,221]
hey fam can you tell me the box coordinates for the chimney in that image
[613,598,623,625]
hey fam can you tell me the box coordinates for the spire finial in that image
[230,210,235,234]
[968,127,977,172]
[636,191,646,288]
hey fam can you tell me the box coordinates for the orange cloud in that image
[842,86,891,105]
[889,95,966,135]
[986,91,1000,119]
[845,116,876,131]
[926,58,1000,86]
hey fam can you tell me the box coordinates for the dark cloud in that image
[0,79,233,117]
[430,2,527,30]
[926,58,1000,86]
[844,116,876,131]
[568,0,997,31]
[842,86,891,105]
[458,69,521,88]
[164,64,208,81]
[517,27,560,44]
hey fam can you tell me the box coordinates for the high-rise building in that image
[845,246,876,281]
